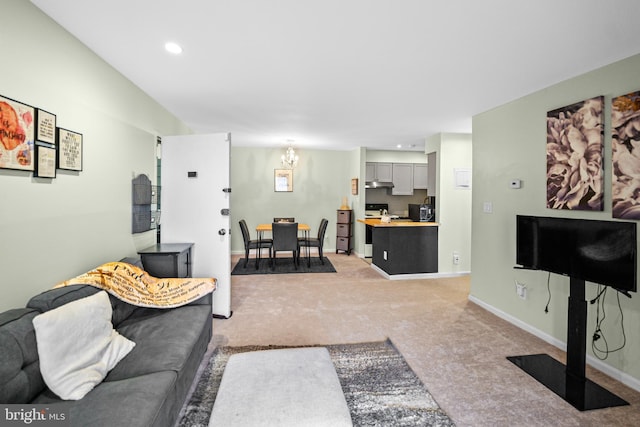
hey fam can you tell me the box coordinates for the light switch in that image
[483,202,493,213]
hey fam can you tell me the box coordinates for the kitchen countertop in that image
[357,218,439,227]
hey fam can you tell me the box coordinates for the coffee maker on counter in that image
[408,197,435,222]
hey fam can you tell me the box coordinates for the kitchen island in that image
[358,218,438,276]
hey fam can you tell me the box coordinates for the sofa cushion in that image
[106,304,211,381]
[27,284,138,327]
[32,291,135,400]
[33,371,177,427]
[0,309,45,403]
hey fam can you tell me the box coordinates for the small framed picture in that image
[274,169,293,192]
[57,128,83,171]
[34,144,57,178]
[36,109,57,145]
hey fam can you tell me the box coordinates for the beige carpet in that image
[204,253,640,426]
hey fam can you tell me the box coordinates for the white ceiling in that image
[32,0,640,152]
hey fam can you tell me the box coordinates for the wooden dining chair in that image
[298,218,329,265]
[239,219,273,268]
[271,222,299,270]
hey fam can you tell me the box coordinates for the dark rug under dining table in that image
[231,256,336,275]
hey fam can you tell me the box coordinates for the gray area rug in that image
[178,339,455,426]
[231,256,336,275]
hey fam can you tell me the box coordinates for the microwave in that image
[408,204,435,222]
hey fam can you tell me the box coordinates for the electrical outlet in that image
[453,252,460,265]
[515,281,527,300]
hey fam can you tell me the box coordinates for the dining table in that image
[256,223,311,268]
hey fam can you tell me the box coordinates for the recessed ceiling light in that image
[164,42,183,55]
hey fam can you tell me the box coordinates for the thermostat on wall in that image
[188,171,197,178]
[510,179,522,189]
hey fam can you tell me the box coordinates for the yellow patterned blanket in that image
[55,261,216,308]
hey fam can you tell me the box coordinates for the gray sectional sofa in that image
[0,267,213,427]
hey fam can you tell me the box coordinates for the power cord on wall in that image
[591,285,627,360]
[544,272,551,313]
[541,273,627,358]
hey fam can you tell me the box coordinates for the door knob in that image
[218,229,226,235]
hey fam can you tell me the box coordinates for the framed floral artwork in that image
[546,96,603,211]
[611,91,640,219]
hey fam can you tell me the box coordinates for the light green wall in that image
[353,147,366,255]
[426,133,473,273]
[366,150,428,163]
[0,0,190,311]
[230,147,361,254]
[471,53,640,382]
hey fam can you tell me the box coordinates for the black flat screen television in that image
[516,215,637,293]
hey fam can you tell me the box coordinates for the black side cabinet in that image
[138,243,193,278]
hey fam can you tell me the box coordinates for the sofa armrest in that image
[0,308,47,403]
[187,292,212,306]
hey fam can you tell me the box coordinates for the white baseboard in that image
[370,263,470,280]
[468,295,640,393]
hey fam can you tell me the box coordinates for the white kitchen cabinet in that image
[377,163,393,181]
[366,162,392,182]
[365,163,375,181]
[391,163,414,195]
[413,163,428,189]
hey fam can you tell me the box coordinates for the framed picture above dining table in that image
[274,169,293,192]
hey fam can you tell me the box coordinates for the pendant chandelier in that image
[281,144,299,169]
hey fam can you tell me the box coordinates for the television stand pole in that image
[566,277,587,379]
[507,276,629,411]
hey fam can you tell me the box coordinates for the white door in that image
[161,133,231,318]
